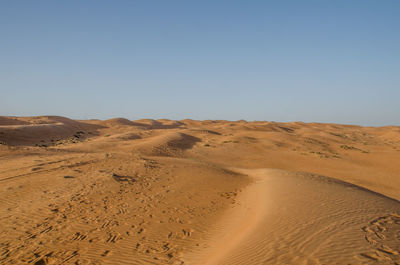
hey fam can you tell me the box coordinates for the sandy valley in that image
[1,116,400,264]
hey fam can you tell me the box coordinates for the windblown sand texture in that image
[1,116,400,264]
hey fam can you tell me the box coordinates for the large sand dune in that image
[1,116,400,264]
[185,169,400,264]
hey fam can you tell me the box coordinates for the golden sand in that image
[1,116,400,264]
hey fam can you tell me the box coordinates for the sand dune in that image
[101,118,143,127]
[1,116,400,264]
[134,132,201,157]
[0,116,102,146]
[185,169,400,264]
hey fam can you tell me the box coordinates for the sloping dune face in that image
[0,116,103,146]
[185,169,400,265]
[135,132,201,156]
[1,116,400,264]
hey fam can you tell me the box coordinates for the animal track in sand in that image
[361,213,400,263]
[105,233,121,243]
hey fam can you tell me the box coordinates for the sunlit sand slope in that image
[186,169,400,265]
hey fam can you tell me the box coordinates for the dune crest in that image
[184,169,400,265]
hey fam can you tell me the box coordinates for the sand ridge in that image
[184,169,400,264]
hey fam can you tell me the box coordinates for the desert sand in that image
[1,116,400,264]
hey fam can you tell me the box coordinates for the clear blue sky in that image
[1,1,399,125]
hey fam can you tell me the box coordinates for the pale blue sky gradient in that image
[1,1,399,125]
